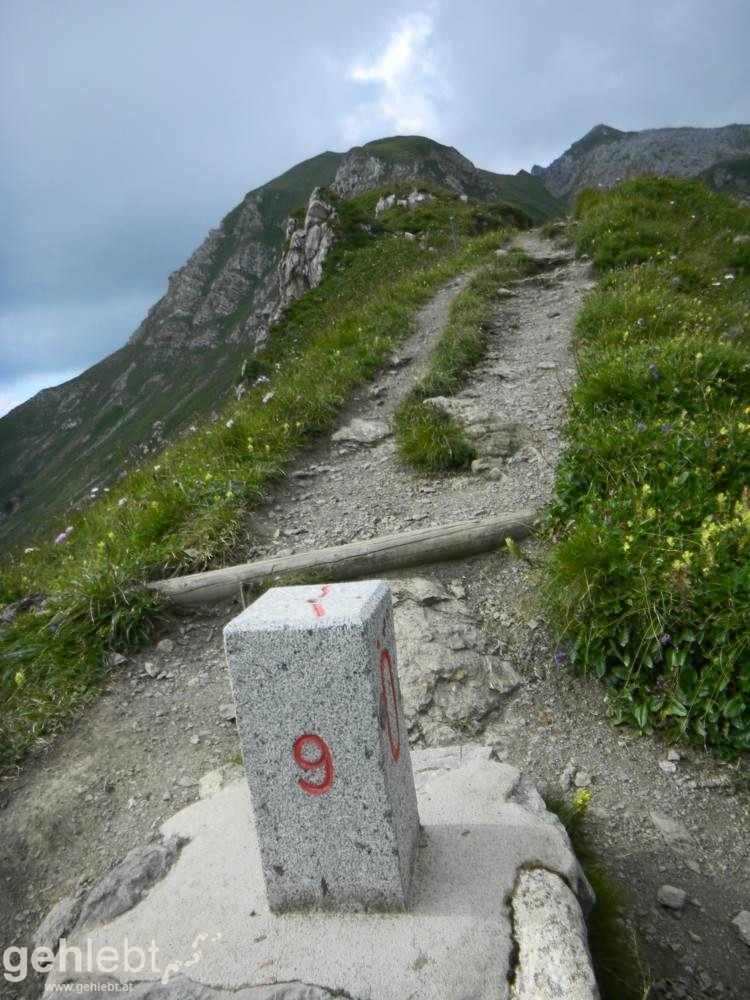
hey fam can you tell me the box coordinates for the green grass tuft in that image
[545,792,652,1000]
[394,401,476,472]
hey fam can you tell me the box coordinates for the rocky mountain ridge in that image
[3,122,749,547]
[532,122,750,201]
[0,137,554,547]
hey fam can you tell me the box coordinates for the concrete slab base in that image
[43,746,599,999]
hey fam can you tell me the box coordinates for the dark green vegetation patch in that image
[544,178,750,755]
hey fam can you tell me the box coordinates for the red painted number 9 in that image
[293,734,334,795]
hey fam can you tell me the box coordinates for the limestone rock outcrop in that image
[276,188,339,312]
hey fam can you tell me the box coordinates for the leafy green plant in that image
[544,177,750,755]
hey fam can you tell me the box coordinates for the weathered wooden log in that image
[148,511,536,606]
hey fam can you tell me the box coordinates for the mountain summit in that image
[532,122,750,201]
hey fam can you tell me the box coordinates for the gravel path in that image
[1,232,748,1000]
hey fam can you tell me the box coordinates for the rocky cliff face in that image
[533,123,750,201]
[0,153,343,543]
[275,188,339,315]
[134,195,273,352]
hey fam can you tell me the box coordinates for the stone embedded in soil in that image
[33,893,81,952]
[732,910,750,947]
[331,417,391,444]
[650,811,696,855]
[509,868,600,999]
[657,884,688,909]
[77,835,186,927]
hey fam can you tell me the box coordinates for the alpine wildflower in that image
[572,789,591,813]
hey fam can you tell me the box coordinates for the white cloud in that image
[0,394,22,419]
[341,11,451,143]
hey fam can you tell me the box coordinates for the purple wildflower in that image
[553,642,573,666]
[648,363,660,380]
[661,423,671,433]
[659,633,671,646]
[636,422,647,432]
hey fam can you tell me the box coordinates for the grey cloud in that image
[1,0,749,410]
[0,293,155,381]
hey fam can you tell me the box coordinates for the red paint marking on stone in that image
[293,733,334,794]
[379,649,401,762]
[307,585,330,618]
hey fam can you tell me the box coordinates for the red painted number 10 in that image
[379,649,401,762]
[293,734,334,795]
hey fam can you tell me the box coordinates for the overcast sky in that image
[2,0,749,416]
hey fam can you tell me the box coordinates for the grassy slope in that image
[544,177,750,755]
[0,153,343,550]
[478,167,563,223]
[0,185,523,767]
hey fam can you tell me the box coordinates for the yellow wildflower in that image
[573,789,591,811]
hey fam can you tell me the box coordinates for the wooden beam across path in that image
[148,511,536,606]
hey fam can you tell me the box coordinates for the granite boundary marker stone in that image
[223,580,420,912]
